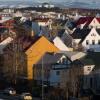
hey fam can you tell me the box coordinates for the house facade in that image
[3,36,59,83]
[33,52,71,87]
[71,28,100,52]
[76,17,100,29]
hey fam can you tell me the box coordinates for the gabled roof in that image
[76,17,94,26]
[3,35,40,52]
[71,28,91,39]
[96,18,100,23]
[71,28,100,43]
[0,37,13,54]
[61,31,73,47]
[95,29,100,35]
[17,35,41,51]
[58,51,86,61]
[25,36,59,65]
[36,52,63,64]
[76,17,100,27]
[71,53,95,68]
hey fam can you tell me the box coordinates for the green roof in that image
[86,52,100,69]
[80,58,94,65]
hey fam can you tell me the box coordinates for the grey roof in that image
[79,58,94,65]
[61,31,73,47]
[36,52,63,65]
[71,56,94,68]
[59,51,79,57]
[58,51,86,61]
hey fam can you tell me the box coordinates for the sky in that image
[0,0,99,2]
[0,0,99,3]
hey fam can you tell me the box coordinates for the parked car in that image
[20,93,32,100]
[4,88,16,95]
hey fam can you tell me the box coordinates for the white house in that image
[71,28,100,52]
[76,17,100,29]
[82,28,100,52]
[89,18,100,29]
[53,30,73,51]
[33,18,52,27]
[53,36,71,51]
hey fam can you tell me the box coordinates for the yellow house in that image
[25,36,59,80]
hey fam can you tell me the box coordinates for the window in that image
[87,67,91,71]
[94,20,95,23]
[98,40,100,45]
[56,71,60,75]
[86,40,89,45]
[92,40,95,45]
[91,33,96,36]
[62,58,67,64]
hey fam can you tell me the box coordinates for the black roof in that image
[71,28,91,39]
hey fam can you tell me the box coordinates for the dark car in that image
[4,88,16,95]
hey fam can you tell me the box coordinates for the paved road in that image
[0,91,41,100]
[0,92,20,100]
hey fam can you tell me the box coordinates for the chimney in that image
[0,35,3,41]
[31,29,35,37]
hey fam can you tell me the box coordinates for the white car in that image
[20,93,32,100]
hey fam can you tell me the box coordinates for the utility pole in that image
[42,56,44,100]
[12,35,19,85]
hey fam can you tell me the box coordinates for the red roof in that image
[76,17,94,26]
[96,18,100,23]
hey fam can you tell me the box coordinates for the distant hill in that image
[0,0,100,9]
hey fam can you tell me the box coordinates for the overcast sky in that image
[0,0,99,3]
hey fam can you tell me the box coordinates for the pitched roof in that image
[36,52,63,64]
[58,51,86,61]
[61,31,73,47]
[17,35,40,51]
[71,28,91,39]
[25,36,59,65]
[95,29,100,35]
[79,58,94,65]
[0,37,13,54]
[76,17,94,26]
[3,35,41,52]
[96,18,100,23]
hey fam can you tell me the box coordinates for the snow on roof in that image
[0,37,13,54]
